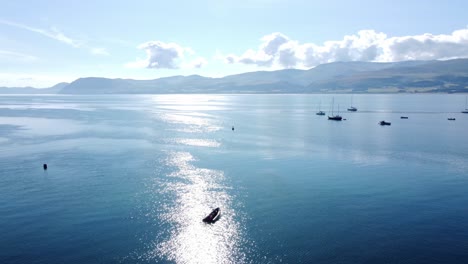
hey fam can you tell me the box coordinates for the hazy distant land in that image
[2,59,468,94]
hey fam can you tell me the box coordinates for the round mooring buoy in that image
[43,164,48,170]
[232,126,235,131]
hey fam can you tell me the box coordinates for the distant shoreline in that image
[1,92,468,95]
[2,59,468,94]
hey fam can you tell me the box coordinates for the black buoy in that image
[232,126,235,131]
[43,163,47,170]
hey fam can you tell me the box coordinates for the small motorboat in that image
[400,116,408,119]
[203,208,220,223]
[448,118,456,121]
[379,121,391,126]
[316,111,325,116]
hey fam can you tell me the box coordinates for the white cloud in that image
[128,40,207,69]
[0,50,38,62]
[0,20,110,56]
[90,47,110,56]
[225,28,468,68]
[140,41,183,69]
[0,20,82,48]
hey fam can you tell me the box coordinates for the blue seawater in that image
[1,94,468,264]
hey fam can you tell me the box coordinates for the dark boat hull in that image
[379,121,391,126]
[203,208,220,223]
[328,116,342,121]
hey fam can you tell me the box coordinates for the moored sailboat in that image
[347,95,357,111]
[316,101,325,115]
[328,98,342,121]
[462,96,468,113]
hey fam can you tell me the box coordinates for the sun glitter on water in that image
[144,152,246,264]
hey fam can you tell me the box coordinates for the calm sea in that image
[1,94,468,264]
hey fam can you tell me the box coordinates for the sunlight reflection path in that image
[150,152,244,264]
[144,95,248,263]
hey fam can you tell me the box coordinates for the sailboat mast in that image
[331,98,334,115]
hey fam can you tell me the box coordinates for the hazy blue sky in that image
[1,0,468,87]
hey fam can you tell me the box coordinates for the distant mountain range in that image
[0,82,69,94]
[2,59,468,94]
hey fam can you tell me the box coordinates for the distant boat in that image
[379,121,391,126]
[328,115,343,121]
[400,116,409,119]
[328,98,342,121]
[448,118,456,121]
[316,101,325,115]
[203,208,220,224]
[347,96,357,112]
[463,96,468,113]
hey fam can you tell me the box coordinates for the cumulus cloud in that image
[225,32,290,67]
[128,40,207,69]
[140,41,183,69]
[225,28,468,68]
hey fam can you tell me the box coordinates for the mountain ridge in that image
[2,59,468,94]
